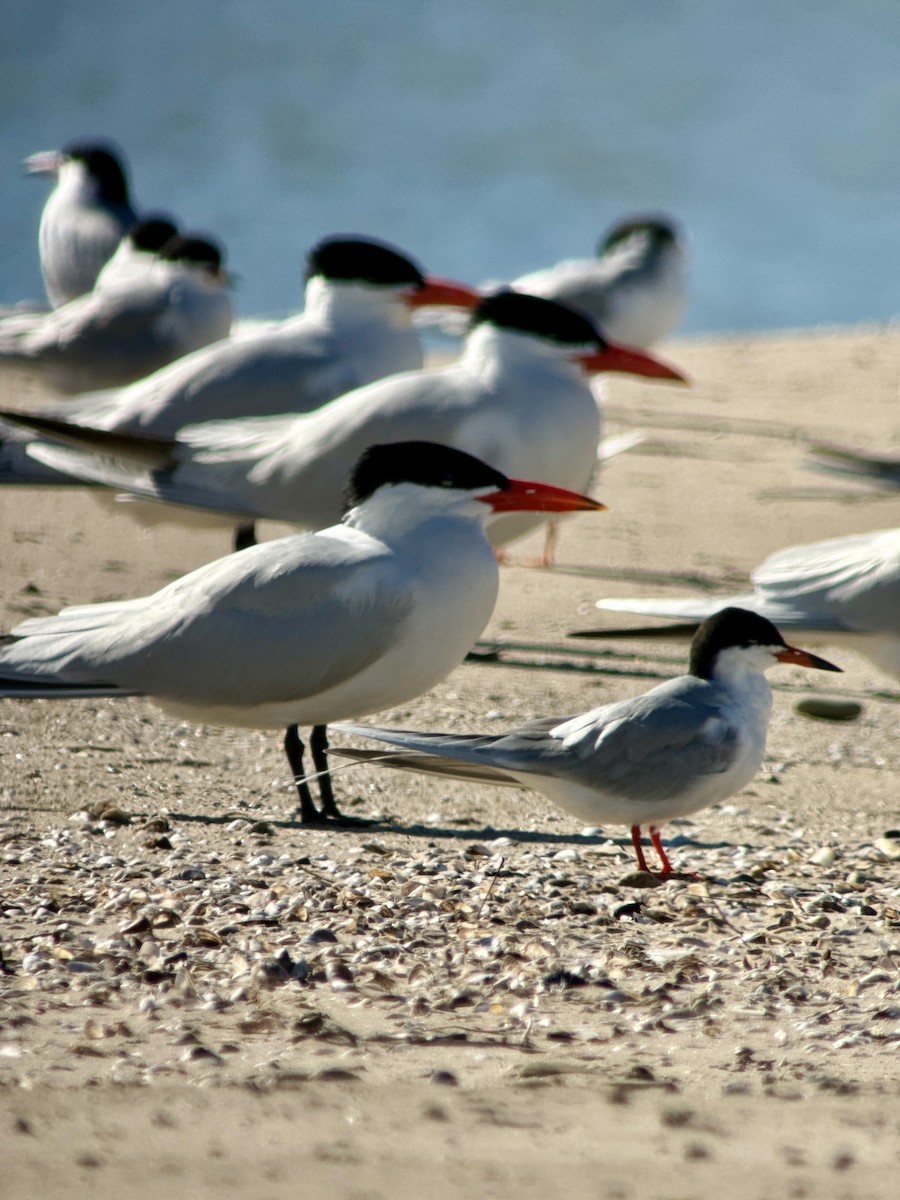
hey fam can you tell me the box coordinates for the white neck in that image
[303,275,412,332]
[460,321,584,382]
[55,160,99,206]
[344,483,488,542]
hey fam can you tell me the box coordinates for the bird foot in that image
[289,806,378,828]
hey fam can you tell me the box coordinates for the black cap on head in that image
[61,140,131,205]
[159,234,224,271]
[689,607,786,679]
[305,236,425,289]
[345,442,510,510]
[128,215,179,252]
[599,214,680,256]
[471,289,605,350]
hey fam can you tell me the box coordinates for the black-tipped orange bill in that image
[406,276,481,309]
[575,341,687,383]
[777,645,842,673]
[478,478,607,514]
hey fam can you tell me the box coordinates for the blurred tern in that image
[334,608,840,871]
[0,233,233,393]
[25,140,138,307]
[510,215,688,349]
[417,215,688,349]
[9,290,684,554]
[92,214,179,291]
[577,527,900,682]
[19,234,479,431]
[0,442,605,824]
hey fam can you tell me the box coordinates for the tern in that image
[7,290,684,555]
[510,215,689,349]
[333,608,840,871]
[5,234,479,433]
[0,442,605,824]
[92,214,179,291]
[416,215,688,349]
[576,526,900,683]
[25,140,138,307]
[0,233,233,393]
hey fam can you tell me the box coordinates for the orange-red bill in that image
[575,341,687,382]
[406,276,481,309]
[477,478,607,514]
[776,645,842,673]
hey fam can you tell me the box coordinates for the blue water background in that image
[4,0,900,334]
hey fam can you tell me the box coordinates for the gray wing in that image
[41,204,135,307]
[0,280,187,391]
[539,684,741,802]
[0,533,411,708]
[752,528,900,634]
[595,529,900,638]
[337,680,741,805]
[99,320,360,432]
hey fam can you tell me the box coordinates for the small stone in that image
[794,697,862,722]
[182,1045,223,1064]
[429,1070,459,1086]
[810,847,836,868]
[176,866,206,881]
[306,927,338,944]
[619,871,664,889]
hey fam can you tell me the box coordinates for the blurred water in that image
[3,0,900,334]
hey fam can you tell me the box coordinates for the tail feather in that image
[586,596,852,635]
[0,677,137,700]
[330,745,523,787]
[569,621,700,641]
[593,596,736,621]
[0,408,175,468]
[25,442,259,520]
[0,427,82,485]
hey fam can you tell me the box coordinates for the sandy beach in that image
[1,327,898,1199]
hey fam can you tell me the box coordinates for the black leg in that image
[284,724,320,823]
[310,724,373,826]
[310,724,341,819]
[285,724,375,827]
[234,521,257,552]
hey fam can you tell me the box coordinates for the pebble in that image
[810,847,837,868]
[794,697,863,722]
[1,805,897,1091]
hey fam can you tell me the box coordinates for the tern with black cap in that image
[334,608,841,870]
[25,139,138,307]
[511,214,689,349]
[0,233,232,393]
[0,442,605,824]
[9,290,683,557]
